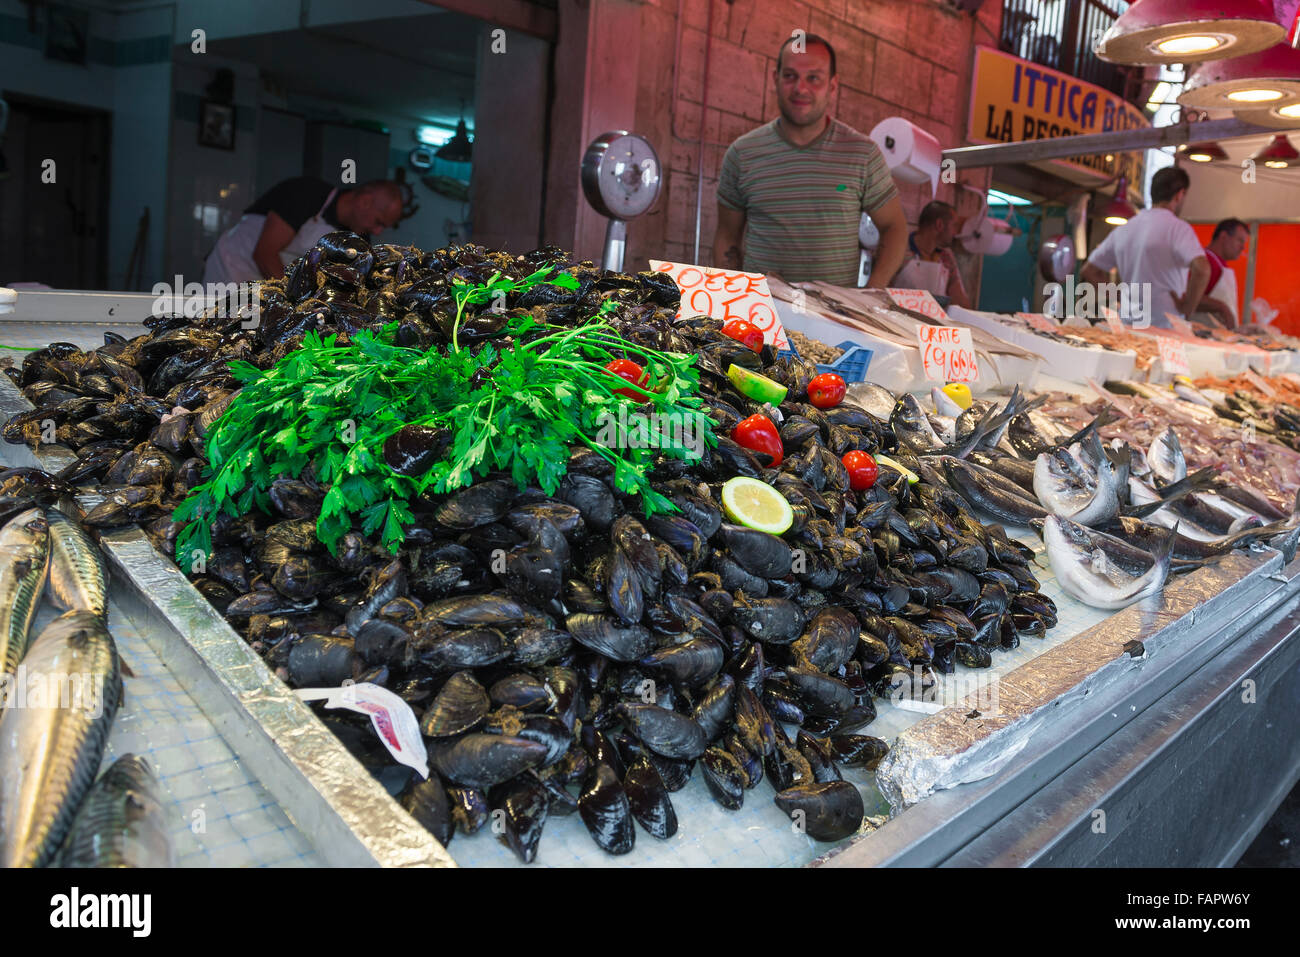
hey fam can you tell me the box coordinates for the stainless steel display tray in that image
[0,379,452,868]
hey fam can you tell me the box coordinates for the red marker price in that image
[917,325,979,383]
[648,260,787,348]
[1158,337,1190,377]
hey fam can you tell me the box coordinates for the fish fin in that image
[1269,523,1300,564]
[1151,522,1179,575]
[1157,466,1218,501]
[1064,404,1118,448]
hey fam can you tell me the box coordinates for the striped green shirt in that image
[718,119,898,286]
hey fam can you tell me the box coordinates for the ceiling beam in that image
[945,117,1280,168]
[417,0,557,41]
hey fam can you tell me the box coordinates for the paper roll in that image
[870,118,943,195]
[960,217,1013,256]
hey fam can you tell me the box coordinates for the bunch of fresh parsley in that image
[172,267,715,561]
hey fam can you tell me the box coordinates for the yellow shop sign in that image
[968,46,1148,186]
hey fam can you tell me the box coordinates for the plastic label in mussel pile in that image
[296,682,429,778]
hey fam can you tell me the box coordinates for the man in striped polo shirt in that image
[712,34,908,288]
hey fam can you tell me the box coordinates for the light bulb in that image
[1227,88,1285,103]
[1155,35,1225,56]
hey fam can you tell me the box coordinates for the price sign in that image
[916,325,979,383]
[1016,312,1058,333]
[648,261,787,348]
[1157,337,1190,376]
[1100,305,1124,334]
[1164,312,1194,336]
[888,288,949,322]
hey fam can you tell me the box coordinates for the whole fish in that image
[0,509,51,675]
[943,457,1047,526]
[45,508,107,621]
[60,754,174,868]
[968,450,1036,494]
[1043,514,1176,610]
[0,610,122,867]
[1107,514,1299,562]
[930,386,964,418]
[844,382,896,421]
[1029,517,1204,576]
[1033,432,1121,527]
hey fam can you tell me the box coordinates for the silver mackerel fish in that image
[0,610,122,867]
[45,508,107,620]
[0,508,51,675]
[60,754,174,868]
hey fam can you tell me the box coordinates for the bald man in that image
[203,177,403,283]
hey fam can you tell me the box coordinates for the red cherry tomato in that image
[731,414,783,468]
[807,372,847,409]
[722,319,764,352]
[605,359,650,400]
[841,450,878,491]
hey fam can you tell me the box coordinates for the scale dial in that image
[581,132,662,221]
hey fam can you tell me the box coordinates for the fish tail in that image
[1270,523,1300,564]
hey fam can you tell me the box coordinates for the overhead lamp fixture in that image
[1251,134,1300,169]
[1101,175,1138,226]
[1180,141,1230,162]
[435,117,473,163]
[1145,80,1174,111]
[1095,0,1284,66]
[1179,43,1300,111]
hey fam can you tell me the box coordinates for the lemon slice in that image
[720,476,794,535]
[874,453,920,484]
[727,365,788,405]
[942,383,973,410]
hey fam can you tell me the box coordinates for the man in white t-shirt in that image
[1193,218,1248,327]
[1080,166,1211,329]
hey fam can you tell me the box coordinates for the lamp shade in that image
[1095,0,1284,65]
[1101,176,1138,226]
[1239,101,1300,128]
[1180,141,1230,162]
[1179,42,1300,110]
[1250,134,1300,168]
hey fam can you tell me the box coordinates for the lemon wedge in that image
[941,383,973,410]
[874,453,920,484]
[720,476,794,535]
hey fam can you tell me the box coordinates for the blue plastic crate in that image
[778,339,873,383]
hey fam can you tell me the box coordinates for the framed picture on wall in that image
[199,100,236,150]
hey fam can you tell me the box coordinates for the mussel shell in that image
[785,665,856,716]
[716,523,793,579]
[509,627,573,666]
[448,786,490,834]
[578,763,635,855]
[434,479,516,529]
[430,733,548,789]
[730,595,806,644]
[733,683,776,758]
[617,703,707,759]
[774,781,864,841]
[383,425,451,476]
[420,671,490,738]
[829,734,889,769]
[490,774,550,864]
[791,606,860,673]
[623,755,678,840]
[287,635,355,686]
[418,627,512,671]
[796,730,843,783]
[698,746,745,810]
[565,612,654,662]
[400,774,454,848]
[488,673,552,711]
[639,637,724,689]
[691,673,735,742]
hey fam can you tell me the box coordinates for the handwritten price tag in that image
[917,325,979,383]
[888,288,949,322]
[648,261,787,348]
[1158,337,1190,376]
[1016,312,1058,333]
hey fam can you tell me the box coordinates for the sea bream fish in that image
[45,508,107,621]
[0,508,51,675]
[1043,514,1176,610]
[0,610,122,867]
[1033,432,1122,527]
[60,754,174,868]
[1148,428,1187,484]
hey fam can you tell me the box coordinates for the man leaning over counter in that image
[711,34,908,288]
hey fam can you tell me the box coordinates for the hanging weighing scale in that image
[580,131,661,272]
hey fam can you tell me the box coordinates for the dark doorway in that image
[0,93,110,289]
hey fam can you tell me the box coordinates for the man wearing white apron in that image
[202,178,403,284]
[1190,218,1248,328]
[890,201,972,309]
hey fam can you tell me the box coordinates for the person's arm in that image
[940,248,972,309]
[1179,255,1212,319]
[866,195,907,289]
[1196,295,1235,324]
[713,204,747,271]
[251,211,297,279]
[1080,261,1111,286]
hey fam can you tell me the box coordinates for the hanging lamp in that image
[1250,133,1300,168]
[1179,42,1300,110]
[1101,175,1138,226]
[1095,0,1284,66]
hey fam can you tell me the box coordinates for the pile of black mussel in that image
[2,231,1057,862]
